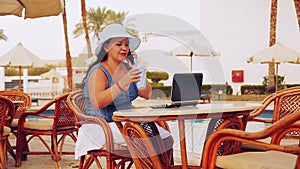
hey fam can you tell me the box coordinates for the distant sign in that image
[232,70,244,83]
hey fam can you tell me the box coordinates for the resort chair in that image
[67,90,133,169]
[122,122,179,169]
[15,93,77,168]
[201,109,300,169]
[0,90,32,159]
[244,86,300,150]
[0,96,15,168]
[248,86,300,123]
[0,90,32,125]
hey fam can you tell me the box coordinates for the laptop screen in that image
[171,73,203,103]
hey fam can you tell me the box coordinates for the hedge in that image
[150,84,233,99]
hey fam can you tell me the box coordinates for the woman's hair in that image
[81,39,110,88]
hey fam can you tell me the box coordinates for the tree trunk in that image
[267,0,278,93]
[62,1,73,92]
[81,0,93,58]
[294,0,300,30]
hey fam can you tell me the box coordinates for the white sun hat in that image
[95,23,141,57]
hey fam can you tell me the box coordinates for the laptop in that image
[151,73,203,108]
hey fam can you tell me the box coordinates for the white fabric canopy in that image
[247,42,300,92]
[41,68,64,79]
[247,42,300,64]
[170,40,219,57]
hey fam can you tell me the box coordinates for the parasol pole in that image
[189,51,193,72]
[18,66,22,90]
[275,62,279,92]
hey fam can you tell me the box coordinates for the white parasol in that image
[41,68,64,80]
[170,40,220,71]
[247,42,300,91]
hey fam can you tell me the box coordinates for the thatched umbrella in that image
[0,0,76,92]
[0,42,45,89]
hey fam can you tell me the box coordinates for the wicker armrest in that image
[248,87,300,122]
[202,110,300,169]
[17,94,69,128]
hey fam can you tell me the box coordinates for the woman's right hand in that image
[118,67,141,91]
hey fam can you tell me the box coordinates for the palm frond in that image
[0,29,8,41]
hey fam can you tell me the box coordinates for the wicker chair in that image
[201,110,300,169]
[0,96,15,168]
[248,86,300,123]
[242,86,300,151]
[122,122,180,169]
[15,93,77,168]
[0,90,32,160]
[67,90,133,169]
[0,90,32,125]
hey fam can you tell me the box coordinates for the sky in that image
[0,0,300,92]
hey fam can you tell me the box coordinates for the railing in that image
[28,91,63,99]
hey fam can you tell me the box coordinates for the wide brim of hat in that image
[95,36,141,57]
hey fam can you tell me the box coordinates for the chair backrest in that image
[0,96,15,135]
[0,90,31,119]
[67,90,119,153]
[123,122,170,169]
[273,88,300,121]
[52,93,76,130]
[249,86,300,122]
[67,90,87,123]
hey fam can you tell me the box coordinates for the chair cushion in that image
[23,119,54,130]
[11,119,18,128]
[3,126,11,137]
[216,150,297,169]
[23,119,75,131]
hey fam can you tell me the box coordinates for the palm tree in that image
[267,0,300,92]
[73,7,129,52]
[0,29,8,41]
[267,0,278,93]
[62,1,73,92]
[294,0,300,30]
[80,0,92,58]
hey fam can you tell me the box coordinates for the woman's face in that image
[104,37,130,62]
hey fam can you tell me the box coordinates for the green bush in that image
[285,84,300,88]
[147,71,169,85]
[5,67,54,76]
[28,67,52,76]
[150,84,233,99]
[202,84,233,95]
[241,84,300,95]
[5,68,19,76]
[241,85,265,94]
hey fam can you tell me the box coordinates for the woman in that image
[75,23,173,161]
